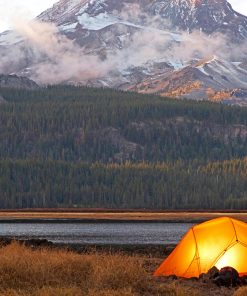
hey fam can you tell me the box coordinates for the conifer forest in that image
[0,86,246,209]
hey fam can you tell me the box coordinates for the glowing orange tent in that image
[155,217,247,278]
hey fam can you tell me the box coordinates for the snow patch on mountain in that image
[77,12,118,30]
[75,7,183,42]
[168,60,186,70]
[59,22,78,32]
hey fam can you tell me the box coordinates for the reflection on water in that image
[0,222,193,245]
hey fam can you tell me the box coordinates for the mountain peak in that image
[149,0,247,39]
[39,0,247,40]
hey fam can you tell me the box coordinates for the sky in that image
[0,0,246,32]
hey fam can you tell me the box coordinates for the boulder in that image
[213,266,240,287]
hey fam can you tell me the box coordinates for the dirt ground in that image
[143,256,241,296]
[159,277,236,296]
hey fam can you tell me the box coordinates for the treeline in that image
[0,159,246,209]
[0,86,246,163]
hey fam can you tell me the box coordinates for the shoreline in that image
[1,211,247,223]
[0,218,197,223]
[0,236,174,257]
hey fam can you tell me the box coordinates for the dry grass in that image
[0,242,198,296]
[233,287,247,296]
[1,242,244,296]
[1,287,82,296]
[1,211,247,222]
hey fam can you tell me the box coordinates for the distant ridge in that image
[0,75,39,90]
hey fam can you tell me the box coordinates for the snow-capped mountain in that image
[0,0,247,104]
[38,0,247,41]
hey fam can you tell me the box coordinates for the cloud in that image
[11,19,112,84]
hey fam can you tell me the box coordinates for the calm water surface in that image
[0,222,193,245]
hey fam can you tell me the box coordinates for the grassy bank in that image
[0,242,185,296]
[0,243,246,296]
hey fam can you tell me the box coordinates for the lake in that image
[0,222,193,245]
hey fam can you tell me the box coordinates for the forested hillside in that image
[0,86,246,209]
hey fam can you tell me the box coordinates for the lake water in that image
[0,222,193,245]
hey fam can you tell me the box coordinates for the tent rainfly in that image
[154,217,247,278]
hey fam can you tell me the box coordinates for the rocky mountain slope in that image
[0,0,247,104]
[128,57,247,102]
